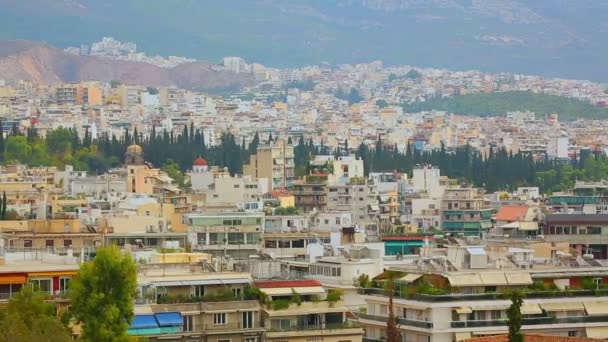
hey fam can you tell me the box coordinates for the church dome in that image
[125,144,144,165]
[193,157,208,166]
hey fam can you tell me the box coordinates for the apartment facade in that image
[441,188,494,236]
[243,140,295,190]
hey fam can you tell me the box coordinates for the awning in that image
[153,278,250,287]
[521,303,542,315]
[447,274,483,287]
[455,306,472,314]
[154,312,182,327]
[471,304,509,311]
[28,271,77,277]
[584,302,608,315]
[455,332,472,341]
[541,302,584,312]
[480,273,508,286]
[586,327,608,339]
[261,286,325,296]
[505,273,533,286]
[399,273,423,284]
[518,222,538,231]
[0,275,27,284]
[130,315,158,329]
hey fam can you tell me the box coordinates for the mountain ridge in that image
[0,40,253,90]
[0,1,607,81]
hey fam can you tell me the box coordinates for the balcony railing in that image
[267,322,360,333]
[203,323,259,330]
[358,287,608,302]
[451,315,608,328]
[358,313,432,329]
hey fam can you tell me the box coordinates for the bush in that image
[291,289,302,306]
[271,299,290,310]
[327,289,343,306]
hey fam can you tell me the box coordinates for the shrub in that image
[271,299,290,310]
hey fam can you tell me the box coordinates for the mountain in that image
[0,40,253,90]
[0,1,607,81]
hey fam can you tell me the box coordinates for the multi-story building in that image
[131,266,265,342]
[184,212,264,260]
[293,174,328,213]
[54,84,78,105]
[243,140,295,190]
[358,243,608,341]
[544,214,608,259]
[441,187,494,236]
[255,279,364,342]
[327,178,380,238]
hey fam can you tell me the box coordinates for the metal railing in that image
[451,315,608,328]
[203,322,259,330]
[358,287,608,302]
[267,322,360,332]
[358,313,433,329]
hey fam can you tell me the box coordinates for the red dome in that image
[193,157,208,166]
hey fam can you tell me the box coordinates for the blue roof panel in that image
[155,312,183,326]
[131,315,158,329]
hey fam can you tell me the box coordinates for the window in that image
[568,331,577,337]
[192,285,204,297]
[214,313,226,325]
[217,340,231,342]
[234,184,240,188]
[64,239,72,247]
[232,287,242,298]
[45,240,54,248]
[242,311,254,329]
[183,315,195,332]
[59,277,70,294]
[30,278,52,294]
[336,217,341,224]
[24,240,33,248]
[245,338,257,342]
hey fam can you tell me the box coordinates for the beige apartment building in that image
[243,140,295,190]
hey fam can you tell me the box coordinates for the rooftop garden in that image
[356,273,608,301]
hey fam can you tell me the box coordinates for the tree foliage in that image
[0,286,72,342]
[507,291,524,342]
[405,91,608,120]
[69,246,137,342]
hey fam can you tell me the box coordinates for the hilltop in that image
[0,40,253,90]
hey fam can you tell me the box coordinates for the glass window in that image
[59,277,70,294]
[213,313,226,325]
[183,315,195,332]
[242,311,254,329]
[30,278,52,294]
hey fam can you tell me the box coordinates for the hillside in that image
[0,40,253,90]
[404,91,608,121]
[0,1,607,80]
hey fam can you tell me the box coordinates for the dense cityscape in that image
[1,8,608,342]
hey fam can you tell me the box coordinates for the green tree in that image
[1,191,6,219]
[69,246,137,342]
[405,69,422,80]
[384,275,400,342]
[376,99,389,108]
[162,159,186,187]
[4,135,32,163]
[507,291,524,342]
[0,286,72,342]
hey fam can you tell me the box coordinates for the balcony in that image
[266,322,362,339]
[451,314,608,328]
[203,322,261,331]
[358,313,433,329]
[358,287,608,303]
